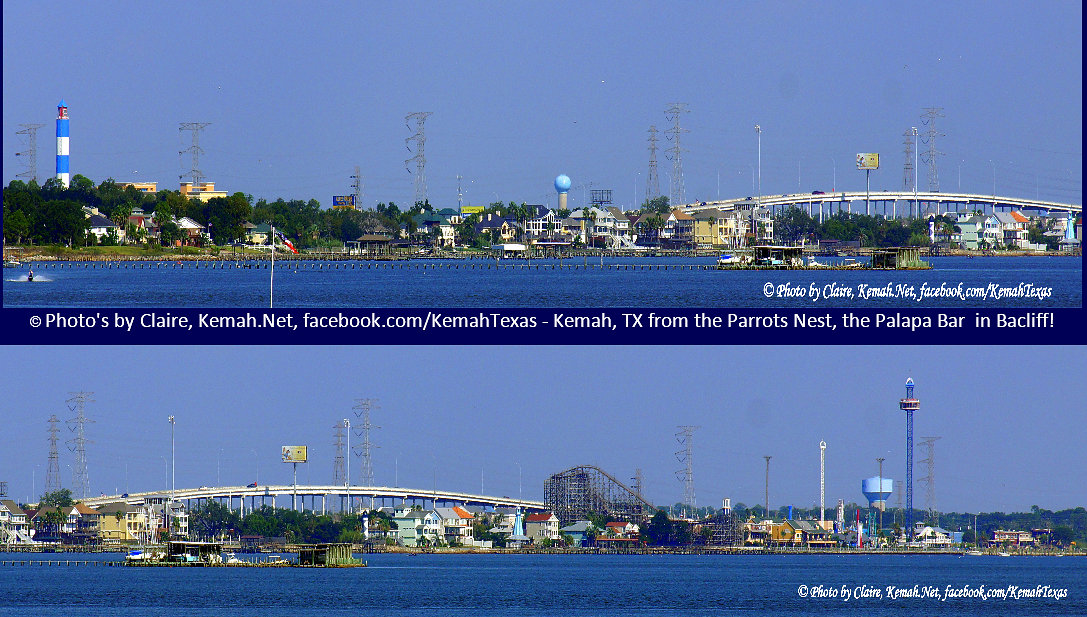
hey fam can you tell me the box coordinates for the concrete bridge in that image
[682,191,1081,218]
[82,484,547,516]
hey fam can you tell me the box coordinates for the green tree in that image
[40,488,75,508]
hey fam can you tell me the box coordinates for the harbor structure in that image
[899,378,920,539]
[56,101,69,188]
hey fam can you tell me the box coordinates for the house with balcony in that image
[992,529,1034,547]
[435,506,476,545]
[96,502,151,543]
[0,500,32,544]
[392,508,443,546]
[525,512,560,542]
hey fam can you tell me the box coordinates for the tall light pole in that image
[830,157,836,192]
[755,124,762,247]
[876,457,885,536]
[168,415,175,536]
[763,455,771,520]
[958,160,964,193]
[990,160,996,213]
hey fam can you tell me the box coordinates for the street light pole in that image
[912,127,919,220]
[755,125,762,247]
[168,415,175,537]
[830,157,836,192]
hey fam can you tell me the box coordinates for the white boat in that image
[125,549,146,561]
[840,258,862,268]
[716,254,740,266]
[3,260,21,268]
[806,256,829,268]
[998,552,1011,557]
[965,550,983,556]
[225,552,244,564]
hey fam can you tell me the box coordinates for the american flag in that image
[275,229,298,254]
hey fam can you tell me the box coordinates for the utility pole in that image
[405,112,432,205]
[665,104,689,206]
[920,107,945,193]
[902,128,915,219]
[350,165,363,209]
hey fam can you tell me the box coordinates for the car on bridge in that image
[812,191,825,195]
[247,481,258,488]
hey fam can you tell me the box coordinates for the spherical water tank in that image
[554,174,571,193]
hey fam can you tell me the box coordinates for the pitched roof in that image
[560,521,592,533]
[671,209,694,221]
[0,499,25,515]
[1010,211,1029,223]
[87,214,117,228]
[96,502,136,515]
[452,506,474,519]
[73,503,100,515]
[526,513,557,523]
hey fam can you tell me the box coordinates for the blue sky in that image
[1,345,1082,514]
[3,1,1081,209]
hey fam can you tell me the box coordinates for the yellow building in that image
[180,181,228,202]
[120,182,158,193]
[96,502,149,543]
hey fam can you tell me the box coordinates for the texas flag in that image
[275,230,298,254]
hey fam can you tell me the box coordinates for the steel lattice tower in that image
[65,392,94,500]
[46,415,62,495]
[665,104,689,206]
[404,112,432,205]
[631,468,645,502]
[178,122,211,186]
[350,165,364,209]
[15,123,45,183]
[903,128,915,193]
[899,378,919,539]
[352,399,380,486]
[646,126,661,203]
[333,422,347,485]
[920,108,945,193]
[918,436,941,526]
[674,425,699,516]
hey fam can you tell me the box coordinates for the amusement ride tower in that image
[899,377,920,539]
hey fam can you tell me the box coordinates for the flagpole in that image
[270,225,275,309]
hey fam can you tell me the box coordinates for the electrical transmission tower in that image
[917,436,941,526]
[333,422,347,485]
[404,112,432,205]
[674,425,699,517]
[350,165,364,209]
[646,125,661,203]
[46,415,62,495]
[15,123,45,183]
[903,128,915,193]
[65,392,94,500]
[919,108,945,193]
[352,398,380,486]
[178,122,211,186]
[664,103,689,206]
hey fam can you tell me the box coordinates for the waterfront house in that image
[246,223,271,245]
[914,524,954,548]
[992,529,1034,547]
[435,506,476,545]
[96,502,151,543]
[0,500,31,543]
[604,521,640,538]
[474,213,517,243]
[993,211,1029,248]
[176,216,207,246]
[606,207,633,242]
[559,520,594,547]
[742,520,772,545]
[86,213,121,243]
[525,512,561,542]
[392,508,443,546]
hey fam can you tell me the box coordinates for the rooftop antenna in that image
[65,392,94,500]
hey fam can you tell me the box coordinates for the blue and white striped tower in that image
[56,100,70,188]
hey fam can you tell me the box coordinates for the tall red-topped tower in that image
[899,377,920,539]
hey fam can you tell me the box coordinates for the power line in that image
[918,436,942,527]
[46,415,62,495]
[674,425,699,516]
[333,422,347,486]
[920,107,945,192]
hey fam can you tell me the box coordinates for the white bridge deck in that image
[682,191,1080,215]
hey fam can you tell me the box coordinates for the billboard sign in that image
[281,445,307,463]
[332,195,356,208]
[856,153,879,170]
[461,205,484,216]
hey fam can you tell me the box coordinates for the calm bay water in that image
[3,256,1081,308]
[1,552,1083,616]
